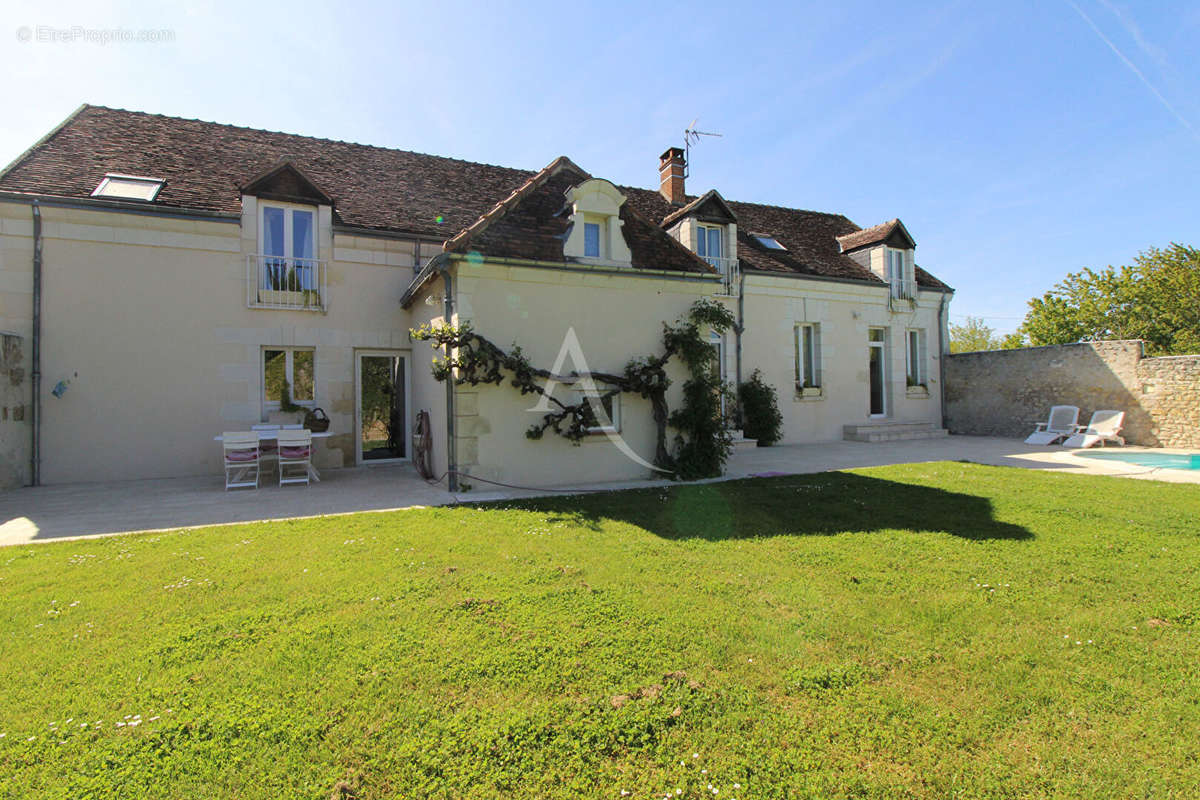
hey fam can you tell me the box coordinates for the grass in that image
[1,462,1198,799]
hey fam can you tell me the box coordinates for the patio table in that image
[214,431,333,482]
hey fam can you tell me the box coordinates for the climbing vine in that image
[410,298,736,479]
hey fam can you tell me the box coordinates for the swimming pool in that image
[1074,451,1200,470]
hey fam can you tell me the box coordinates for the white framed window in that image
[583,221,601,258]
[795,323,821,388]
[696,224,724,271]
[573,386,620,433]
[260,202,318,290]
[886,248,914,299]
[906,329,927,386]
[263,347,315,408]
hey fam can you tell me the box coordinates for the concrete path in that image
[1,437,1194,546]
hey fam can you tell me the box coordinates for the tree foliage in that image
[1019,243,1200,355]
[950,316,1005,353]
[737,369,783,447]
[411,298,736,479]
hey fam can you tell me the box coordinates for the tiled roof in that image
[622,190,949,291]
[0,105,951,290]
[446,159,713,274]
[0,105,534,238]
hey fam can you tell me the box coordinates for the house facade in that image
[0,106,952,489]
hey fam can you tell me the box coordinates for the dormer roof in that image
[835,218,916,253]
[661,189,738,228]
[239,159,333,205]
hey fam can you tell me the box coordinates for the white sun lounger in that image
[1063,410,1125,448]
[1025,405,1079,445]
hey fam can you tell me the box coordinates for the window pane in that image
[869,328,884,342]
[803,327,815,387]
[795,328,803,382]
[292,350,314,401]
[262,207,285,257]
[695,227,706,257]
[584,222,600,257]
[598,394,614,426]
[708,228,722,259]
[264,349,286,403]
[292,210,314,260]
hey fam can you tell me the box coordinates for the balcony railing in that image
[704,256,740,297]
[890,278,917,301]
[247,254,326,311]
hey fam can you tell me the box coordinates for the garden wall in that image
[944,340,1200,448]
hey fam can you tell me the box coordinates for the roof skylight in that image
[752,234,786,250]
[91,173,164,202]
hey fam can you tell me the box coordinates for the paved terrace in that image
[1,437,1195,546]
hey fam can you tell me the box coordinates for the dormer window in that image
[886,247,915,300]
[584,222,601,258]
[262,203,316,271]
[257,201,321,301]
[696,224,724,270]
[91,173,164,201]
[563,179,632,265]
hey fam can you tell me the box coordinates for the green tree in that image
[1019,244,1200,355]
[949,316,1002,353]
[999,331,1027,349]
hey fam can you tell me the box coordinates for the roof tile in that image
[0,105,950,290]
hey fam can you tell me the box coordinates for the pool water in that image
[1075,451,1200,470]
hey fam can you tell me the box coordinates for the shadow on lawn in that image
[482,473,1032,542]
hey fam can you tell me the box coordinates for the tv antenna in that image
[684,119,722,178]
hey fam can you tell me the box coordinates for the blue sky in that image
[3,0,1198,333]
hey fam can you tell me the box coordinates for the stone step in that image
[731,434,759,450]
[842,422,948,443]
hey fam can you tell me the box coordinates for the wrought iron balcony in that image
[704,256,740,297]
[890,278,918,301]
[247,254,326,311]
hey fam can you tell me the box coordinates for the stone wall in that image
[944,340,1200,448]
[1136,355,1200,447]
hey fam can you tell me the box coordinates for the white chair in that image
[251,424,280,473]
[277,428,313,486]
[222,432,260,490]
[1063,410,1125,448]
[1025,405,1079,445]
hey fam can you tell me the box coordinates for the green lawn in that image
[1,463,1198,799]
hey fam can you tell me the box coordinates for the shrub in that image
[738,369,783,446]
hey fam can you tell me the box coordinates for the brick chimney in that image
[658,147,686,205]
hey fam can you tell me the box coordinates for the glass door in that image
[710,331,727,423]
[356,352,408,463]
[868,328,886,417]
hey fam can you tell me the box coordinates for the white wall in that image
[740,272,946,442]
[1,200,427,484]
[438,259,727,488]
[0,204,34,487]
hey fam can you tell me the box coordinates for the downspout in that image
[937,292,949,431]
[438,264,459,492]
[733,270,746,429]
[30,201,42,487]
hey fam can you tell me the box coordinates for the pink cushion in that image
[279,446,310,459]
[224,449,258,462]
